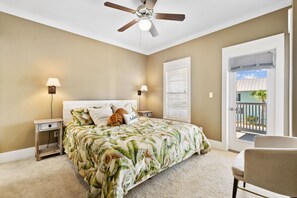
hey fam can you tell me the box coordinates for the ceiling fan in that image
[104,0,185,37]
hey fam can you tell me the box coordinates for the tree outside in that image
[251,90,267,103]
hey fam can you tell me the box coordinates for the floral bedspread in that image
[63,117,211,198]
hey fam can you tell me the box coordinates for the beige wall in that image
[146,8,289,141]
[0,8,290,153]
[0,13,147,153]
[293,2,297,137]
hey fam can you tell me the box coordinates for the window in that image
[163,57,191,122]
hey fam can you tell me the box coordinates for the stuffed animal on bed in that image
[107,108,128,126]
[115,108,128,118]
[108,113,122,126]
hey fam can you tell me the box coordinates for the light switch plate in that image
[209,92,214,98]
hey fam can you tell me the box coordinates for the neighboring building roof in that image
[237,78,267,91]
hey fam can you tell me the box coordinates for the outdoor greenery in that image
[245,116,258,125]
[251,90,267,103]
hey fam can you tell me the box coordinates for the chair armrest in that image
[254,136,297,148]
[244,148,297,197]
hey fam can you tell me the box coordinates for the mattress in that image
[63,117,211,198]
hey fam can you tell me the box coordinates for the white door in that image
[222,34,285,152]
[228,68,275,151]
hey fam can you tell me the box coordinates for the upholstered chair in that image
[231,136,297,198]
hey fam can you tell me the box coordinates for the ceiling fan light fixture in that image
[104,0,185,37]
[138,18,152,31]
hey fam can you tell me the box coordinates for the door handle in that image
[230,107,238,112]
[230,107,242,114]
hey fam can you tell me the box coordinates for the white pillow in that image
[112,103,134,114]
[88,104,113,126]
[123,112,138,125]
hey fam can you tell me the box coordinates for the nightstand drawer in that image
[39,122,59,131]
[138,111,152,118]
[143,112,152,117]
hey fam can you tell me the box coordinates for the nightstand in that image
[138,111,153,118]
[34,118,63,161]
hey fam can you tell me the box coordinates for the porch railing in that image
[236,102,267,134]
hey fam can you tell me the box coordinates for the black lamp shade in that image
[48,86,56,94]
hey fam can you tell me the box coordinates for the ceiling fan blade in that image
[118,19,139,32]
[149,22,159,37]
[104,2,136,14]
[145,0,157,9]
[155,13,185,21]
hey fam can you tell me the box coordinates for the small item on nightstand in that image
[34,118,63,161]
[138,111,152,118]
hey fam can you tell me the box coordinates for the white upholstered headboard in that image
[63,100,137,124]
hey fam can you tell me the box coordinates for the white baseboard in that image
[0,143,58,164]
[208,139,227,151]
[1,139,226,164]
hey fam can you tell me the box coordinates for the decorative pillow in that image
[71,108,94,126]
[123,112,138,125]
[112,103,135,114]
[88,104,113,126]
[108,113,123,126]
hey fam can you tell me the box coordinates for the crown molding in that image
[0,3,147,55]
[146,0,291,55]
[0,0,291,55]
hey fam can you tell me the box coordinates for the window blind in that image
[163,57,191,122]
[229,50,275,72]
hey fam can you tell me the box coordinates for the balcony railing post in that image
[235,102,267,134]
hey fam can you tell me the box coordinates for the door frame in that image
[222,34,285,151]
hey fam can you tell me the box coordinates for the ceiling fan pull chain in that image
[139,29,142,46]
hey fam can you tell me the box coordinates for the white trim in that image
[0,4,145,55]
[288,8,293,137]
[163,57,191,123]
[222,34,286,151]
[208,139,227,151]
[147,1,291,55]
[0,1,291,55]
[0,140,228,163]
[0,143,57,164]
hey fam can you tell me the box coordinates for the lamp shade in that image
[46,78,61,87]
[138,18,152,31]
[140,85,148,92]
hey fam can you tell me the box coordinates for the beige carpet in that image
[0,149,287,198]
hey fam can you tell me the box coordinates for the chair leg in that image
[232,178,238,198]
[243,182,246,188]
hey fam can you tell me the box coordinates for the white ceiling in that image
[0,0,291,55]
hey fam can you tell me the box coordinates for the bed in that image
[63,100,211,198]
